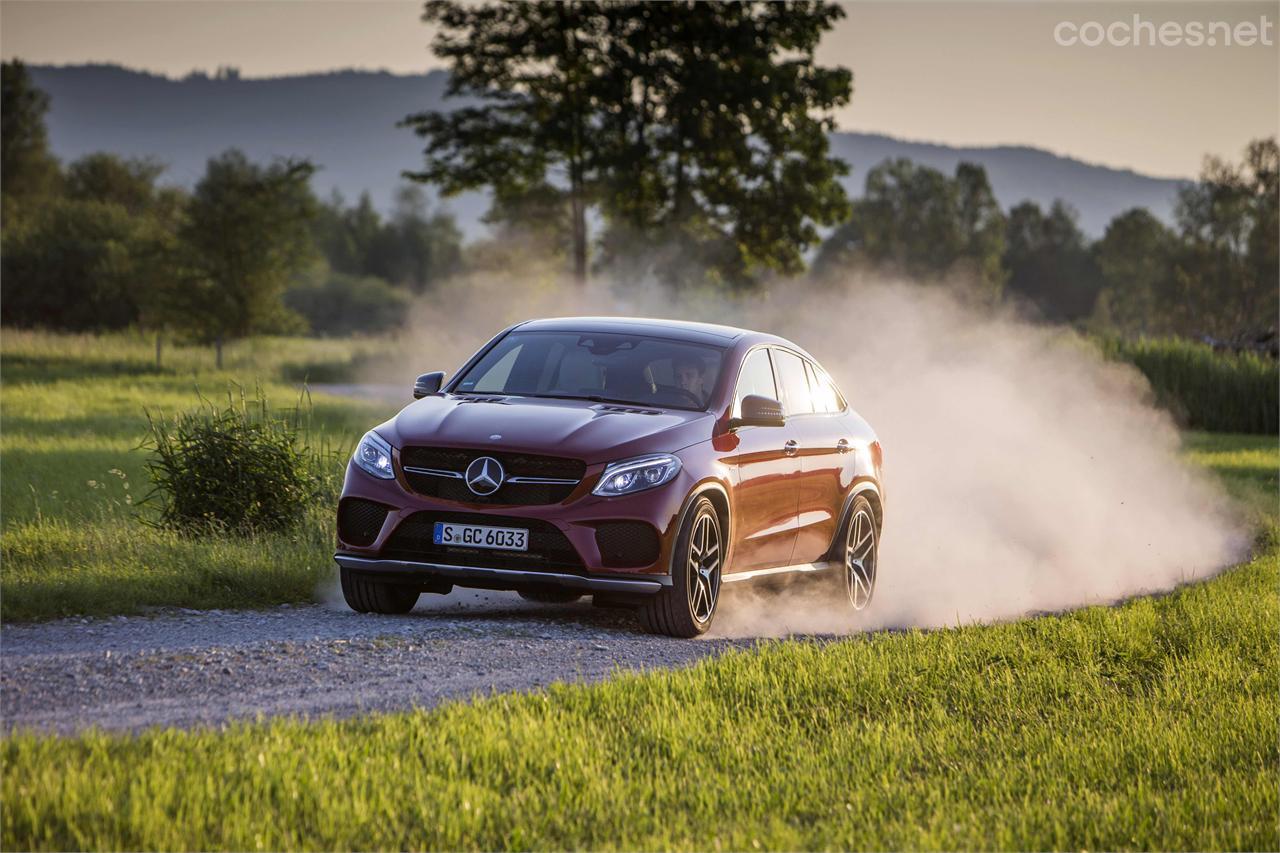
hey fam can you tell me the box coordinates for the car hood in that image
[379,394,716,465]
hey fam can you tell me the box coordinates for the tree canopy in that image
[813,159,1006,299]
[168,150,318,347]
[403,0,852,288]
[1,60,60,207]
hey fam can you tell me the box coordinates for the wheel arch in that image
[684,480,730,535]
[825,479,884,562]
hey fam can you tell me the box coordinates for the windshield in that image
[453,331,725,411]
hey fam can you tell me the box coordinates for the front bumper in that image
[336,454,706,583]
[334,553,670,595]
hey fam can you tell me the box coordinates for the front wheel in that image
[841,495,878,611]
[639,497,722,637]
[341,567,420,614]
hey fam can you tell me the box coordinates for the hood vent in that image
[452,395,512,404]
[592,404,661,416]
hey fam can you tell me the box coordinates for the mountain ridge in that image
[27,63,1187,239]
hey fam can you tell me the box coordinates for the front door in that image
[720,347,800,571]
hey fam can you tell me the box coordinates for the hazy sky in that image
[2,0,1276,178]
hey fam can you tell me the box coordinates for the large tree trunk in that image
[154,334,162,370]
[571,190,587,285]
[214,336,224,370]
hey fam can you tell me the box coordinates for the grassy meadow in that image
[2,329,1278,849]
[3,436,1276,850]
[0,330,400,620]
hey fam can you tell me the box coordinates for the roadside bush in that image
[284,271,410,336]
[143,389,337,533]
[1100,337,1279,434]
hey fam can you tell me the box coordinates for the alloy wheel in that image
[687,509,721,623]
[844,504,877,610]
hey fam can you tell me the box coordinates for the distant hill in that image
[29,63,1188,239]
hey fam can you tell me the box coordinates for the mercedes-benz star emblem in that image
[464,456,505,496]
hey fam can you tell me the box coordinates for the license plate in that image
[433,521,528,552]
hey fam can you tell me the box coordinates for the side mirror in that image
[413,371,445,399]
[729,394,785,429]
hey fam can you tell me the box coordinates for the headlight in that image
[353,430,395,479]
[592,454,681,497]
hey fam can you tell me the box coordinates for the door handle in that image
[836,438,851,454]
[783,439,799,457]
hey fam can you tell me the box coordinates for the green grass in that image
[2,331,1277,849]
[4,434,1278,850]
[1101,336,1279,434]
[1,330,395,620]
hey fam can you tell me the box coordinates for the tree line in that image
[1,60,464,361]
[811,143,1278,346]
[2,0,1276,351]
[406,0,1275,347]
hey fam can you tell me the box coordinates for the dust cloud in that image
[353,269,1249,637]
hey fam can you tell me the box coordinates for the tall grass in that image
[0,328,402,383]
[1100,337,1279,434]
[0,330,395,621]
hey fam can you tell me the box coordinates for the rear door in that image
[790,359,852,564]
[720,347,801,571]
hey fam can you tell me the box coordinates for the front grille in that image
[337,498,391,546]
[382,511,584,573]
[400,447,585,506]
[595,522,661,568]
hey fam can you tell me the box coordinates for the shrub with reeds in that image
[142,388,341,533]
[1100,337,1278,434]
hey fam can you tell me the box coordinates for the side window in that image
[470,344,522,392]
[733,348,777,417]
[809,362,845,413]
[773,349,814,415]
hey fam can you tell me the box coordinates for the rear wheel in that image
[841,495,878,611]
[340,567,420,614]
[639,497,722,637]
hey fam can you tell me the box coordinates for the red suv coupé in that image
[335,317,883,637]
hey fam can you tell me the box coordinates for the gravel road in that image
[2,592,758,735]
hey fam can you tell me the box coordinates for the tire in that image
[838,495,878,611]
[639,496,723,638]
[340,567,420,614]
[518,589,584,604]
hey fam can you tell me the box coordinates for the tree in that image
[0,197,171,330]
[1,60,60,206]
[1091,208,1177,336]
[812,159,1005,298]
[1170,137,1278,342]
[171,150,317,365]
[65,153,167,215]
[594,2,852,288]
[284,270,411,336]
[311,186,463,291]
[404,1,603,283]
[1003,200,1101,323]
[1,150,177,332]
[404,1,852,288]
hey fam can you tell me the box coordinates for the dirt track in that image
[1,592,757,735]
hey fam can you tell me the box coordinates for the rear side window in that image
[733,348,777,417]
[772,349,814,415]
[809,362,846,413]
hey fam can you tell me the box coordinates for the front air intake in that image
[337,498,391,547]
[595,522,661,568]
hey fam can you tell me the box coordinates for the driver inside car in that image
[673,354,706,402]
